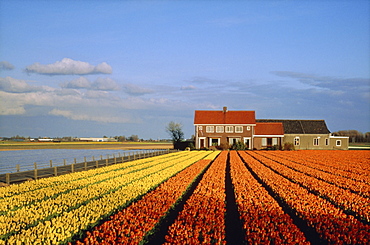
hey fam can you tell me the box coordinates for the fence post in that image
[96,160,98,168]
[16,164,20,172]
[6,173,10,185]
[84,159,87,170]
[34,169,38,180]
[114,156,117,164]
[74,158,77,164]
[71,163,74,173]
[54,166,57,176]
[34,162,37,170]
[92,156,95,161]
[50,160,53,168]
[64,159,66,166]
[105,159,108,166]
[100,155,103,160]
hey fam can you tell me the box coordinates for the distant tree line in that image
[332,130,370,143]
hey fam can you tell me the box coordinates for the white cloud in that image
[122,83,153,96]
[48,108,132,123]
[0,76,44,93]
[60,77,91,89]
[25,58,112,75]
[181,85,196,90]
[92,77,120,91]
[60,77,120,91]
[0,61,15,71]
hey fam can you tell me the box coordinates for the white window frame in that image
[336,140,341,146]
[247,126,251,131]
[209,138,220,146]
[225,126,234,133]
[313,138,319,146]
[216,126,224,133]
[235,126,243,133]
[294,137,300,146]
[325,138,329,146]
[206,126,214,133]
[272,138,278,145]
[262,138,267,146]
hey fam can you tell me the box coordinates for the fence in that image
[0,149,176,185]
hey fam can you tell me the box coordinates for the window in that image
[206,126,214,133]
[235,126,243,133]
[210,138,220,146]
[272,138,278,145]
[313,138,319,146]
[225,126,234,133]
[262,138,267,146]
[325,138,329,146]
[199,126,203,130]
[247,126,251,131]
[216,126,224,133]
[294,137,300,146]
[336,140,341,146]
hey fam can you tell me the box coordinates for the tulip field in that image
[0,150,369,244]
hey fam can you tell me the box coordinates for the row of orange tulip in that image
[229,151,310,244]
[72,157,217,244]
[164,151,228,244]
[253,151,370,222]
[240,151,370,244]
[276,150,370,180]
[1,151,210,244]
[266,151,370,196]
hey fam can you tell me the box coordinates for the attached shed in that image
[256,119,349,150]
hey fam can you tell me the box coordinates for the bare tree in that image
[166,121,184,143]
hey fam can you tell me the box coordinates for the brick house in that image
[194,107,256,149]
[194,107,348,150]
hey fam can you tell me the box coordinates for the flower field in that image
[1,150,369,244]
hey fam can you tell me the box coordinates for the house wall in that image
[195,125,254,149]
[253,137,283,150]
[330,136,349,150]
[283,134,348,150]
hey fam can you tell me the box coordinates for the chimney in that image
[223,106,227,113]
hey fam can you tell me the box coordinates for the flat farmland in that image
[0,150,369,244]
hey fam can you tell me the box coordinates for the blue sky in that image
[0,0,369,139]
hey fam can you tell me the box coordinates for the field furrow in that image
[240,151,370,244]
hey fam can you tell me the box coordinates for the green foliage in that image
[283,142,295,151]
[166,121,184,143]
[231,141,246,150]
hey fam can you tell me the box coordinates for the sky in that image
[0,0,369,139]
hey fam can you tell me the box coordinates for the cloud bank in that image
[25,58,112,75]
[60,77,120,91]
[0,61,15,71]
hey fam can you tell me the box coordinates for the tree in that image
[166,121,184,143]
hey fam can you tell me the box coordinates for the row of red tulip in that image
[229,151,310,244]
[252,151,370,223]
[239,151,370,244]
[164,151,228,244]
[266,151,370,196]
[72,158,214,245]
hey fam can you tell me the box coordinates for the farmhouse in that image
[194,107,348,150]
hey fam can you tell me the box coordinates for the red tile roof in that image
[194,110,256,124]
[255,122,284,135]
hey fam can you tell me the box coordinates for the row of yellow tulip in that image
[240,151,370,244]
[74,157,218,244]
[1,151,211,244]
[0,151,183,199]
[252,151,370,222]
[0,152,185,213]
[0,151,192,237]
